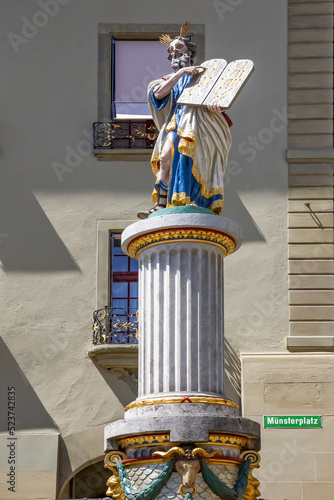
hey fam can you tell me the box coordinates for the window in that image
[92,233,138,344]
[112,40,171,120]
[94,222,139,345]
[95,38,170,150]
[110,233,138,310]
[94,24,204,157]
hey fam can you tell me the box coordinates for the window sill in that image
[93,149,152,161]
[88,343,138,370]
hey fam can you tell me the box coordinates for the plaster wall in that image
[0,1,287,498]
[0,432,59,500]
[242,353,334,500]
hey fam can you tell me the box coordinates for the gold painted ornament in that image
[104,451,127,499]
[240,451,261,500]
[124,395,238,411]
[160,21,191,46]
[127,229,236,259]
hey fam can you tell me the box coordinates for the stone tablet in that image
[177,59,254,110]
[177,59,227,106]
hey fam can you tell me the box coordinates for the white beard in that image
[170,51,192,71]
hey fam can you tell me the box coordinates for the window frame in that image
[96,220,137,309]
[95,24,205,160]
[111,39,173,121]
[110,232,138,310]
[98,23,205,122]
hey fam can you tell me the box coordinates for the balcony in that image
[92,306,138,345]
[88,307,138,394]
[92,120,158,161]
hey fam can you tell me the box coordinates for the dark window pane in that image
[113,236,123,255]
[110,233,138,310]
[130,282,138,298]
[130,299,138,310]
[130,258,138,271]
[113,246,124,255]
[113,255,128,272]
[112,282,128,298]
[112,299,128,309]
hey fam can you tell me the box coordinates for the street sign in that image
[264,415,322,429]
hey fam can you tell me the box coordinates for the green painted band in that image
[148,206,215,218]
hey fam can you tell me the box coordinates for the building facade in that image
[0,0,333,499]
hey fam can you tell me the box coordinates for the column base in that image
[104,406,261,500]
[104,400,260,452]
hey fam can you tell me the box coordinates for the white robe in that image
[148,74,232,215]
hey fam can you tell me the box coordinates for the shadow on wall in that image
[0,99,280,274]
[224,338,241,408]
[0,170,80,273]
[222,188,266,243]
[0,103,287,273]
[89,358,138,407]
[0,169,265,274]
[0,337,58,431]
[57,362,135,499]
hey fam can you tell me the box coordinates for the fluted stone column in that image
[121,209,242,400]
[104,208,261,500]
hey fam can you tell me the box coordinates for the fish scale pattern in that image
[127,463,165,489]
[126,463,240,500]
[211,464,239,488]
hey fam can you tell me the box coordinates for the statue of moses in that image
[137,22,252,219]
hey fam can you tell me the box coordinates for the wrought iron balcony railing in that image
[93,120,158,149]
[92,307,139,345]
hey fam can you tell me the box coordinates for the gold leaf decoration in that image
[159,34,172,46]
[180,21,191,38]
[240,451,261,500]
[104,451,127,499]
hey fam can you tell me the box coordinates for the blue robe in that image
[148,73,232,215]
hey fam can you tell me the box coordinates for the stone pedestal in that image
[104,207,261,500]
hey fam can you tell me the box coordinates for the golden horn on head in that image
[180,21,191,38]
[159,34,172,46]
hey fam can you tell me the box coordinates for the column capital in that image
[122,207,242,259]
